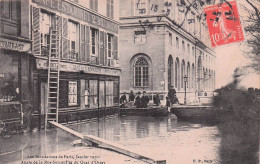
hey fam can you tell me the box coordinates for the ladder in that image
[45,27,60,129]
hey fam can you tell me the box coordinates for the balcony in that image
[41,45,49,56]
[68,50,79,61]
[90,56,99,65]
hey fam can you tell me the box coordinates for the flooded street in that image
[1,115,221,164]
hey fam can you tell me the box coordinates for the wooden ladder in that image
[45,28,60,129]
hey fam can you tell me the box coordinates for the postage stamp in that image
[204,1,245,47]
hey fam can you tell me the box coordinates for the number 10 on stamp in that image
[204,1,245,47]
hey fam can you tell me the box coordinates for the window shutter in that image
[95,0,98,11]
[85,25,90,62]
[99,31,105,65]
[104,33,107,66]
[62,17,69,59]
[80,24,86,61]
[32,7,40,55]
[90,0,93,10]
[113,35,118,60]
[56,16,62,58]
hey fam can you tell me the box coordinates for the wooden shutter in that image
[62,17,69,59]
[85,25,90,62]
[80,24,86,61]
[104,33,107,66]
[32,7,40,55]
[113,35,118,60]
[57,16,62,58]
[99,31,105,65]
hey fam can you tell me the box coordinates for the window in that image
[90,0,98,11]
[0,54,19,102]
[192,47,195,56]
[68,81,77,106]
[68,21,77,52]
[181,60,185,88]
[0,0,18,21]
[176,37,179,49]
[106,81,114,107]
[169,33,172,46]
[135,0,146,15]
[84,80,89,106]
[91,28,99,64]
[68,21,78,60]
[107,34,113,66]
[182,40,185,51]
[89,80,98,108]
[107,0,114,19]
[40,12,51,55]
[187,44,190,54]
[134,57,149,87]
[134,31,146,43]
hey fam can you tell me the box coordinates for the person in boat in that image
[129,90,135,102]
[172,94,179,104]
[141,91,150,108]
[153,93,161,106]
[168,85,176,105]
[134,92,142,108]
[120,92,127,108]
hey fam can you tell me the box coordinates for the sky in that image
[212,0,260,89]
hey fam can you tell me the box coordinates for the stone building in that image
[0,0,32,127]
[30,0,121,125]
[119,0,216,104]
[1,0,121,129]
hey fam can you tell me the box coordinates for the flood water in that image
[0,115,221,164]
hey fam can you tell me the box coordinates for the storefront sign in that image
[32,0,118,33]
[36,59,121,76]
[0,38,31,52]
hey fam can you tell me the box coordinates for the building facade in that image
[0,0,32,128]
[119,0,216,104]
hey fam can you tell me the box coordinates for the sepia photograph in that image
[0,0,259,163]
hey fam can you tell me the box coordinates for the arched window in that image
[192,64,195,89]
[175,58,180,89]
[168,56,173,90]
[134,57,149,87]
[181,60,185,88]
[187,62,190,89]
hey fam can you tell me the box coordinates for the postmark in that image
[204,1,245,47]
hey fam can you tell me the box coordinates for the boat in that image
[170,105,218,123]
[120,105,168,116]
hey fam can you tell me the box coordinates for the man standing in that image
[153,93,161,106]
[141,91,149,108]
[168,86,176,105]
[129,90,135,102]
[134,92,142,108]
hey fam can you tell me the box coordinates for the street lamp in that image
[184,75,188,105]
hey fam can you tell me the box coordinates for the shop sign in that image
[36,59,121,76]
[0,38,31,52]
[32,0,118,33]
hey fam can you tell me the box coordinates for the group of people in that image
[120,86,179,108]
[120,90,161,108]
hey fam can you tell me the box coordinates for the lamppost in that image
[184,75,188,105]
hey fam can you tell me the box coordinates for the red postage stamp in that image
[204,1,244,47]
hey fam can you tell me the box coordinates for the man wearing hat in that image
[134,92,142,108]
[141,91,149,108]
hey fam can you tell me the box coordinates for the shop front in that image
[0,37,32,132]
[34,58,120,125]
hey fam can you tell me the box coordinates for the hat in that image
[143,91,146,93]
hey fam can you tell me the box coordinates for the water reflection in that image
[0,115,220,163]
